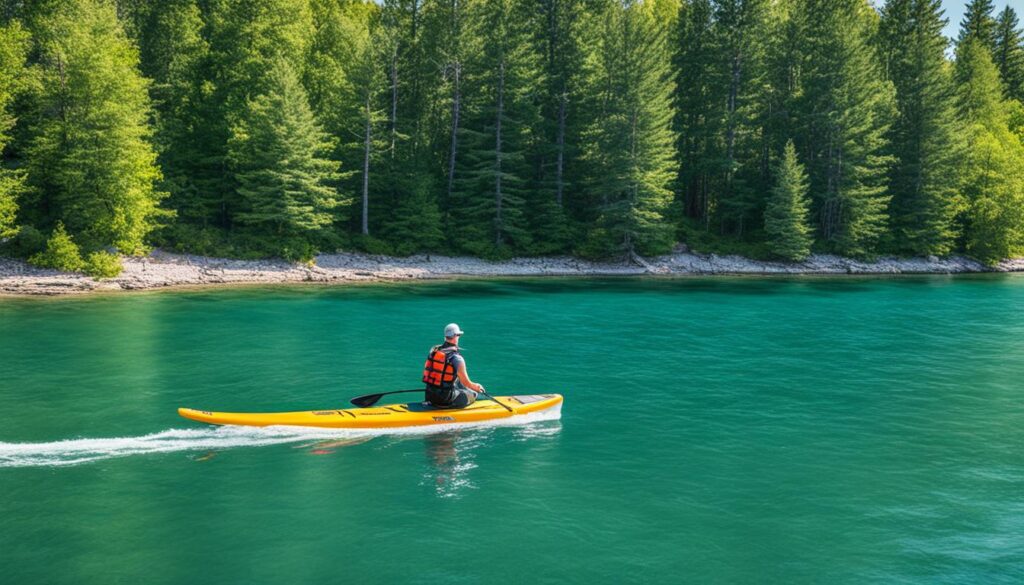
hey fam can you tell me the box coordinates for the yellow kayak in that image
[178,394,563,429]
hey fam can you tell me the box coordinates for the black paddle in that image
[350,388,514,412]
[350,389,423,408]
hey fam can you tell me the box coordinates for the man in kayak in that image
[423,323,486,408]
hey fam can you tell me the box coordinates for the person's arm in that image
[456,363,484,392]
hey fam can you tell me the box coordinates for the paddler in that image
[422,323,486,408]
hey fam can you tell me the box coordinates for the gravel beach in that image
[2,247,1022,296]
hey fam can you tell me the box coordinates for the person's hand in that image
[475,384,485,393]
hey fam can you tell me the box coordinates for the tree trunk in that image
[362,94,371,236]
[556,89,566,207]
[390,48,398,159]
[446,62,461,205]
[495,60,505,247]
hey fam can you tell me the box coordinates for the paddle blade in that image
[350,393,385,407]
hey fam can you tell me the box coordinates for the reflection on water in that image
[422,421,563,498]
[295,436,375,455]
[423,431,479,498]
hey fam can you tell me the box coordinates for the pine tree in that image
[373,0,446,253]
[0,20,29,238]
[133,0,208,223]
[710,0,770,237]
[184,0,314,230]
[675,0,721,226]
[955,38,1024,264]
[581,0,677,258]
[419,0,477,234]
[790,0,895,257]
[764,140,812,260]
[228,59,340,254]
[528,0,585,254]
[958,0,998,56]
[449,0,542,256]
[26,0,167,253]
[879,0,965,255]
[306,1,387,238]
[760,0,802,208]
[994,6,1024,102]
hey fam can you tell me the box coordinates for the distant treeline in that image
[0,0,1023,275]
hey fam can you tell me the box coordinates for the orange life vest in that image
[422,344,459,389]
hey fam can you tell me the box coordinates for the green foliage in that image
[84,250,123,278]
[448,0,542,255]
[677,217,773,259]
[764,141,812,261]
[958,0,998,55]
[1,225,46,258]
[0,21,30,238]
[134,0,209,221]
[879,0,966,256]
[377,174,445,255]
[26,0,168,253]
[956,38,1024,265]
[171,0,315,227]
[994,7,1024,102]
[579,0,677,258]
[29,222,84,272]
[674,0,770,236]
[789,0,895,258]
[228,59,340,250]
[1,0,1022,266]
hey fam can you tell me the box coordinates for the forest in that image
[0,0,1023,277]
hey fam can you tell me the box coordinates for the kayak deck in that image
[178,394,562,429]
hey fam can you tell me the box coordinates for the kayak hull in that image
[178,394,563,429]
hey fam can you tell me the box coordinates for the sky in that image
[940,0,1024,41]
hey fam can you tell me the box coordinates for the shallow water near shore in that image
[1,276,1023,583]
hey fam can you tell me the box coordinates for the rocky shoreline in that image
[1,247,1022,296]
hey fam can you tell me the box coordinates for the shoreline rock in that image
[1,248,1022,296]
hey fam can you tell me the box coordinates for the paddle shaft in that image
[350,388,515,412]
[479,390,514,412]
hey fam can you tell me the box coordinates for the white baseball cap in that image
[444,323,465,338]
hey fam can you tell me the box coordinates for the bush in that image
[28,222,85,272]
[84,250,123,278]
[279,238,317,264]
[677,218,775,260]
[354,234,394,256]
[1,224,46,258]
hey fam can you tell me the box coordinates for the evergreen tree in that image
[449,0,542,256]
[994,6,1024,102]
[709,0,770,237]
[955,38,1024,264]
[0,20,29,238]
[133,0,208,223]
[228,59,340,254]
[419,0,477,233]
[674,0,721,227]
[581,0,677,258]
[764,140,812,260]
[879,0,965,255]
[374,0,445,253]
[790,0,895,257]
[183,0,314,230]
[26,0,166,253]
[529,0,584,254]
[307,0,386,238]
[674,0,769,237]
[958,0,997,55]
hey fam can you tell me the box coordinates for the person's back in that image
[422,323,485,408]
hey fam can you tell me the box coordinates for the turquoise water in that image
[1,276,1023,583]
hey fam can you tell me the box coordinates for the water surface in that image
[1,276,1022,583]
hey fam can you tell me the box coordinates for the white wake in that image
[0,408,562,468]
